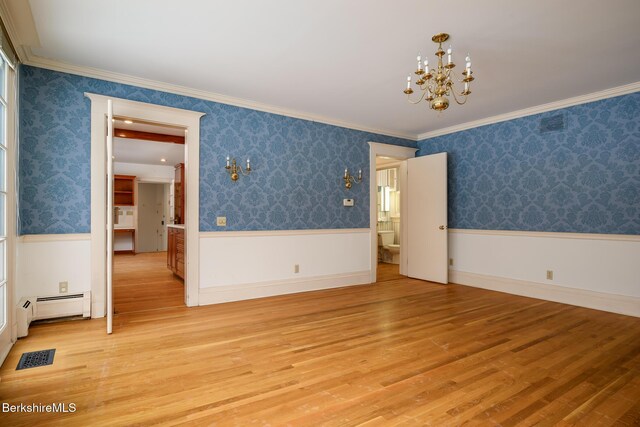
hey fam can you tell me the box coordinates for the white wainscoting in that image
[199,229,371,305]
[17,234,92,302]
[448,229,640,317]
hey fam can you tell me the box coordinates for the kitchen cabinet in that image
[174,163,185,224]
[167,226,184,279]
[114,175,136,206]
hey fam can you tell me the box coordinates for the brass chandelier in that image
[404,33,475,111]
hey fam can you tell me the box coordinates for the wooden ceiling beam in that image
[114,128,185,144]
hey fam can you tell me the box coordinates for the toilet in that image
[378,231,400,265]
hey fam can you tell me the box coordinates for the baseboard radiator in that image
[17,291,91,338]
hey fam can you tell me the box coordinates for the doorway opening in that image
[375,158,404,282]
[112,117,186,314]
[368,142,417,283]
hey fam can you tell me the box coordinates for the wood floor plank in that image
[1,255,639,425]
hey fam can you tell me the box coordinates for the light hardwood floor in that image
[114,252,184,314]
[1,268,639,425]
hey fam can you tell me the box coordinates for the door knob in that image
[439,225,446,230]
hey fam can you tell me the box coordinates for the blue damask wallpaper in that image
[19,65,415,234]
[418,93,640,235]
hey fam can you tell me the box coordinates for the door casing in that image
[86,94,204,318]
[368,142,417,283]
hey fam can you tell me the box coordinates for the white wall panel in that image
[17,237,91,300]
[449,230,640,298]
[199,230,371,288]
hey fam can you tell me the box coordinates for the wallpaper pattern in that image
[19,65,415,234]
[418,92,640,235]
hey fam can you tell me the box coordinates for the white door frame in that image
[86,94,204,316]
[0,61,17,364]
[368,142,417,283]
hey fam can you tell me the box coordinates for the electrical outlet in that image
[546,270,553,280]
[449,258,454,266]
[216,216,227,227]
[294,264,300,274]
[59,281,68,293]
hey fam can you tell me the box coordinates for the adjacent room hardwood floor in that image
[113,252,184,314]
[1,276,639,425]
[377,262,404,282]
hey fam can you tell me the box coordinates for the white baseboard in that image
[450,270,640,318]
[199,270,371,305]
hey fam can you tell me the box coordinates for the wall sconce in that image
[343,168,363,189]
[225,156,252,181]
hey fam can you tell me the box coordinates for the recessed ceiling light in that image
[160,158,166,163]
[124,119,133,124]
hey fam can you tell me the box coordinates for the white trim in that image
[450,270,640,318]
[199,228,369,238]
[14,48,416,141]
[0,342,11,367]
[368,142,417,282]
[0,0,39,62]
[0,61,17,364]
[199,271,371,305]
[418,82,640,140]
[449,228,640,242]
[19,233,91,243]
[86,93,204,318]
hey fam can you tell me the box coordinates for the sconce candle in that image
[225,156,253,181]
[343,168,363,189]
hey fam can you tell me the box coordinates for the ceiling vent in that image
[539,113,566,134]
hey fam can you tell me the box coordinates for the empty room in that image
[0,0,638,425]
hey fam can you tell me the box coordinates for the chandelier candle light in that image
[404,33,475,111]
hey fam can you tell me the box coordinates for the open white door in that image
[407,152,448,283]
[106,100,114,334]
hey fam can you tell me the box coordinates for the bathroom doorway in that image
[368,142,417,283]
[376,158,404,282]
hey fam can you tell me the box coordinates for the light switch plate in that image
[343,198,354,207]
[217,216,227,227]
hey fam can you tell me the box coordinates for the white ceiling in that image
[114,137,184,166]
[9,0,640,138]
[112,118,185,165]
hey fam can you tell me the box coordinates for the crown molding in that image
[20,49,417,141]
[0,0,39,62]
[417,82,640,141]
[0,0,412,141]
[3,0,637,144]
